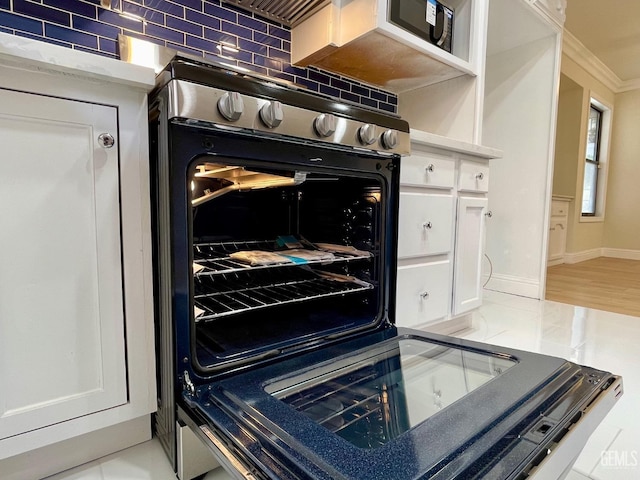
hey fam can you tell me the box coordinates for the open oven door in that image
[178,327,622,480]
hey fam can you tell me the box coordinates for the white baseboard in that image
[1,415,151,480]
[601,248,640,260]
[547,257,564,267]
[482,273,540,299]
[563,248,602,264]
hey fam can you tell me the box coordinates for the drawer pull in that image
[423,221,433,229]
[420,291,430,299]
[476,172,484,180]
[426,164,435,173]
[485,211,493,218]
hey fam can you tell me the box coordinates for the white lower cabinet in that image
[0,35,156,479]
[397,261,451,328]
[0,90,127,439]
[547,196,571,265]
[398,193,454,258]
[452,197,489,315]
[396,130,499,333]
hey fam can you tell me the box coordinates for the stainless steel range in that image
[148,56,622,480]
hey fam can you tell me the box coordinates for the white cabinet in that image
[291,0,485,93]
[396,130,499,333]
[547,196,571,266]
[0,91,127,440]
[453,196,488,315]
[0,33,156,479]
[398,193,454,258]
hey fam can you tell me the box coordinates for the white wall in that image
[482,0,560,298]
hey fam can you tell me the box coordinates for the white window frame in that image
[579,94,612,223]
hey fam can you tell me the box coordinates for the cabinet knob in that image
[426,164,435,173]
[98,133,115,148]
[476,172,484,180]
[420,291,430,299]
[423,221,433,229]
[485,211,493,218]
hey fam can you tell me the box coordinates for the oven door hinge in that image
[183,370,196,397]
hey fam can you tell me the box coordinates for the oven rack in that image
[193,271,373,322]
[193,239,372,276]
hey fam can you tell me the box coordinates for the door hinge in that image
[183,370,196,396]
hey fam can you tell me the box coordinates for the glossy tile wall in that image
[0,0,398,113]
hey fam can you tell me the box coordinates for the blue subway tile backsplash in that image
[0,0,398,113]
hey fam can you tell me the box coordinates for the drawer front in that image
[396,261,451,328]
[551,201,569,217]
[398,193,454,258]
[400,153,455,189]
[458,160,489,192]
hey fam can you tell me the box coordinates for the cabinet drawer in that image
[458,160,489,192]
[396,261,451,328]
[400,153,455,189]
[398,193,454,258]
[551,201,569,217]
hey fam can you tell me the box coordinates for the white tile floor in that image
[48,291,639,480]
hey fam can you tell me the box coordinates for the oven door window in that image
[266,337,516,448]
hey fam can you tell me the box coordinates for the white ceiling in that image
[564,0,640,82]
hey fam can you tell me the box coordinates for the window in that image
[582,105,602,215]
[580,97,611,221]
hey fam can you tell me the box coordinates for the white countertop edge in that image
[0,32,155,90]
[409,128,503,159]
[551,195,574,201]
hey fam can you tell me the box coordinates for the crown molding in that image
[562,29,622,92]
[562,29,640,93]
[618,78,640,93]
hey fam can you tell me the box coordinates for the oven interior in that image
[189,160,386,372]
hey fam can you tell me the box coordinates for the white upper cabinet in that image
[291,0,487,93]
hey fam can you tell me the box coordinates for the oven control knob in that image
[357,124,377,145]
[380,129,398,150]
[217,92,244,121]
[259,101,284,128]
[313,113,336,138]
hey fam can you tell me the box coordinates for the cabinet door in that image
[548,219,567,260]
[398,192,454,259]
[0,89,127,440]
[396,261,451,328]
[452,196,488,315]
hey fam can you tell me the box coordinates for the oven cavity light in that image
[191,181,195,192]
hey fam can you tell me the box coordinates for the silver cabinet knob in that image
[357,123,377,145]
[259,101,283,128]
[217,91,244,121]
[98,133,115,148]
[420,291,430,299]
[485,211,493,218]
[476,172,484,180]
[423,221,433,229]
[313,113,336,138]
[380,129,398,149]
[426,164,435,173]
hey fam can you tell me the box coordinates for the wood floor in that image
[546,257,640,317]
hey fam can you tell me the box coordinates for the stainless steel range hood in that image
[221,0,330,27]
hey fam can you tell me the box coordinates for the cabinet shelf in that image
[193,240,372,276]
[194,267,373,322]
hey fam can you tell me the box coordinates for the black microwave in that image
[389,0,454,53]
